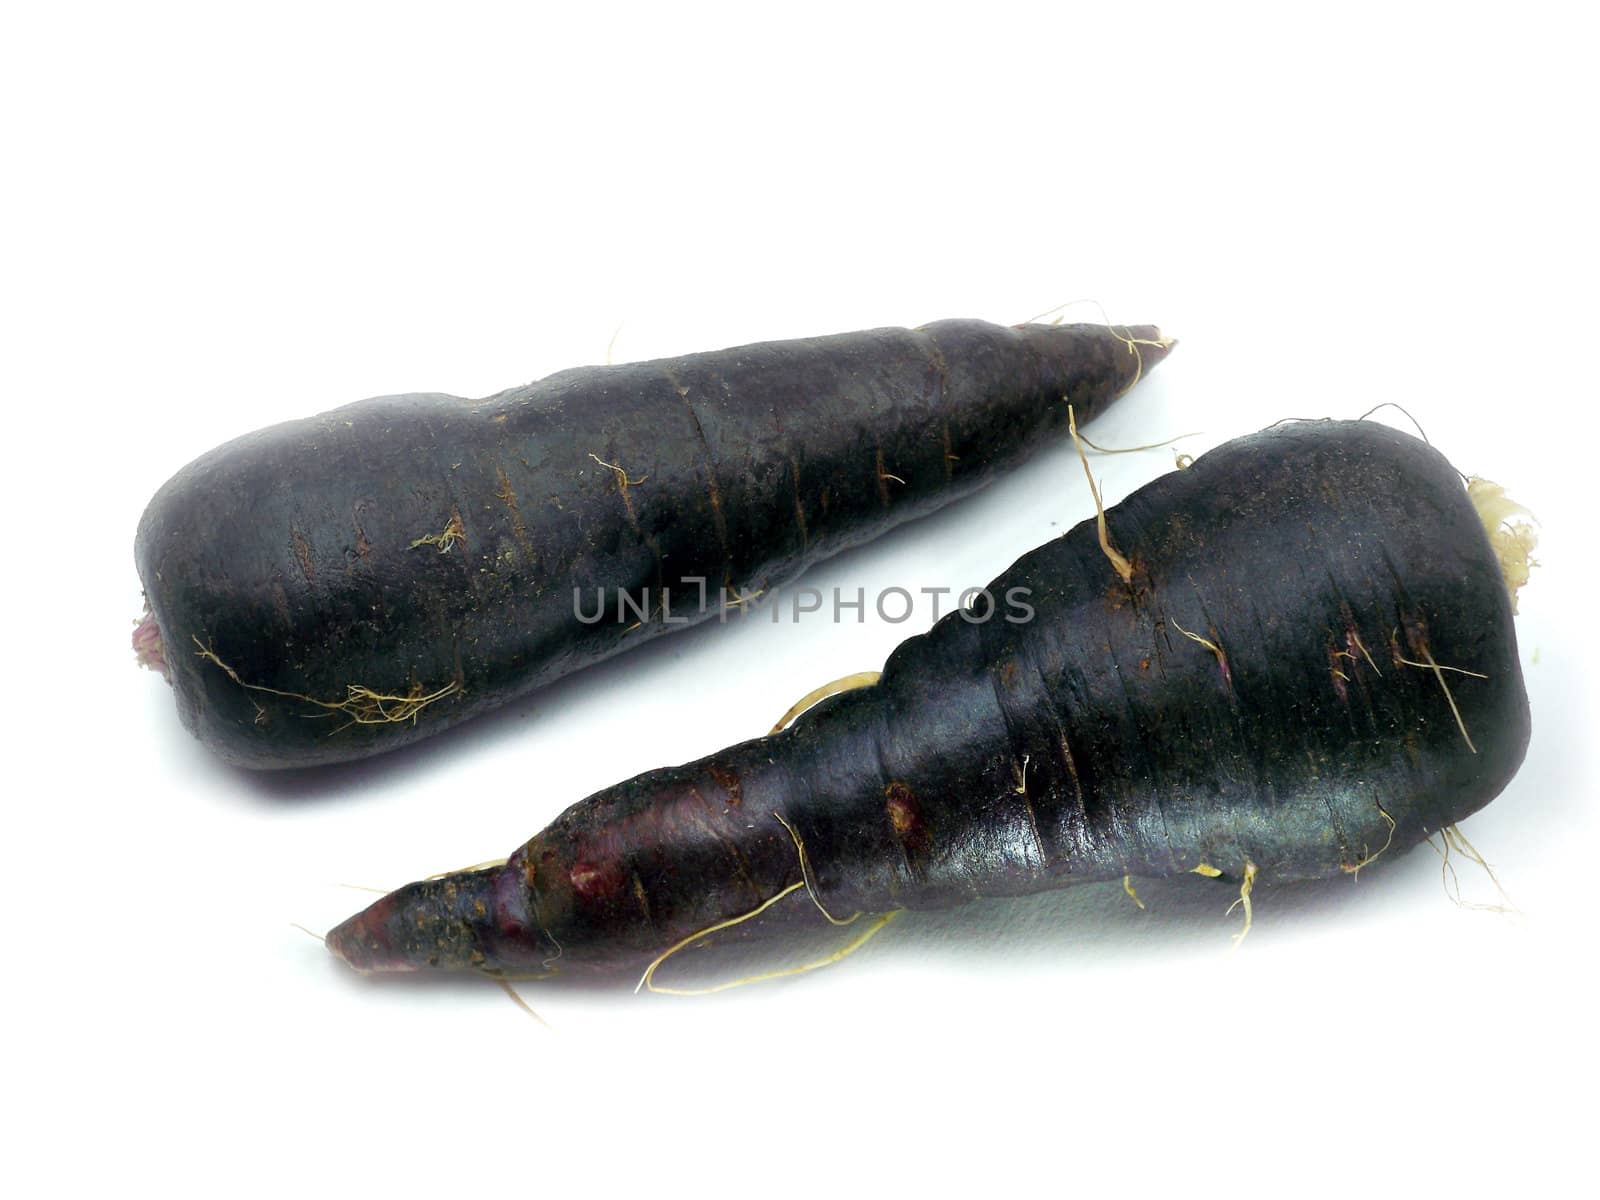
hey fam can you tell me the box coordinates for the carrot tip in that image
[326,907,420,974]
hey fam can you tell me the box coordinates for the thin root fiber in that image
[1340,802,1397,878]
[1226,860,1259,949]
[1067,403,1134,585]
[1392,633,1486,754]
[192,636,459,731]
[1430,824,1517,914]
[409,511,466,554]
[770,671,882,735]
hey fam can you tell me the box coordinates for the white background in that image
[4,3,1596,1197]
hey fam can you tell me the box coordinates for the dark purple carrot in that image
[326,419,1534,984]
[134,318,1171,769]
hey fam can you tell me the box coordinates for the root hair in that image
[769,671,882,735]
[1015,299,1173,390]
[634,881,806,995]
[1356,402,1433,445]
[1067,403,1134,585]
[1341,802,1397,878]
[492,977,552,1028]
[409,511,466,553]
[192,636,459,732]
[774,811,857,927]
[1171,616,1229,678]
[1078,430,1202,456]
[1392,633,1485,754]
[1430,824,1516,914]
[1226,860,1259,949]
[638,893,899,997]
[587,452,647,489]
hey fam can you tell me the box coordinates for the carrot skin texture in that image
[135,320,1168,769]
[328,421,1530,979]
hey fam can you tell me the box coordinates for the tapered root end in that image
[326,870,507,974]
[326,896,414,974]
[1125,324,1177,373]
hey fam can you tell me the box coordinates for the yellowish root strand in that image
[1434,824,1517,914]
[635,881,808,994]
[1350,631,1381,676]
[1122,874,1146,910]
[588,452,647,489]
[1078,430,1202,456]
[1429,829,1472,910]
[1341,804,1397,878]
[620,591,665,634]
[1174,452,1194,470]
[409,512,465,553]
[1393,639,1484,754]
[1012,303,1172,387]
[722,587,764,613]
[425,858,509,881]
[637,802,907,995]
[1225,860,1259,949]
[1067,404,1134,584]
[643,910,901,997]
[1191,863,1223,878]
[769,670,882,735]
[1171,617,1228,674]
[1394,652,1489,680]
[1108,325,1174,392]
[1467,477,1538,614]
[192,636,459,729]
[1444,826,1508,898]
[492,977,553,1029]
[774,811,857,926]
